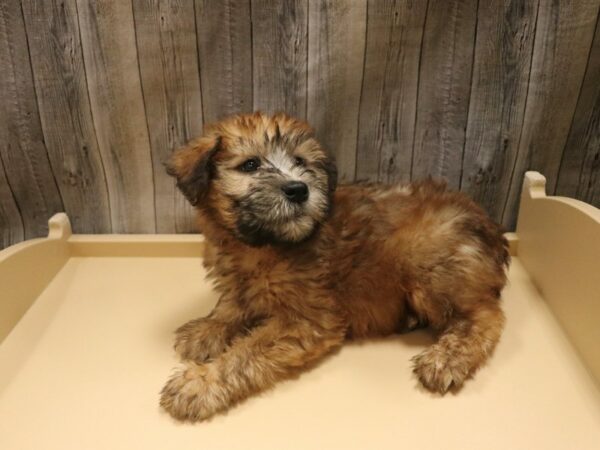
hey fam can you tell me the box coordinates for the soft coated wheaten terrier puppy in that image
[161,112,509,422]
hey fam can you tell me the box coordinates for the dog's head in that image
[167,112,337,246]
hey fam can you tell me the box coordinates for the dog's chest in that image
[212,246,323,310]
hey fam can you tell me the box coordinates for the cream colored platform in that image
[1,172,599,450]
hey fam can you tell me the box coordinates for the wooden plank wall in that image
[1,0,599,249]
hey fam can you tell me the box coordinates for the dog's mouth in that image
[233,198,319,246]
[235,207,316,246]
[279,203,307,221]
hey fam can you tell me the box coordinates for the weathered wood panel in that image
[21,0,111,233]
[252,0,309,118]
[195,0,253,124]
[0,154,24,248]
[556,15,600,208]
[502,0,600,228]
[0,0,64,239]
[307,0,366,182]
[461,0,539,223]
[2,0,600,249]
[412,0,477,189]
[133,0,202,233]
[356,0,428,183]
[77,0,156,233]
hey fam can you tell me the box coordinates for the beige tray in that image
[1,172,599,450]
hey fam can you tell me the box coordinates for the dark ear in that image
[322,155,338,193]
[165,136,221,206]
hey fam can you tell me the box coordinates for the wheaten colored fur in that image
[161,112,509,422]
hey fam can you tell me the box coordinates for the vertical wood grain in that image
[133,0,202,233]
[461,0,539,223]
[21,0,111,234]
[195,0,252,124]
[0,0,64,240]
[252,0,308,118]
[0,154,24,248]
[556,13,600,208]
[307,0,366,182]
[3,0,600,249]
[412,0,477,189]
[76,0,156,233]
[502,0,600,229]
[356,0,428,183]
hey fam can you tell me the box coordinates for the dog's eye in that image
[294,156,305,167]
[239,158,261,172]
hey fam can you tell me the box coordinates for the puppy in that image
[161,112,509,422]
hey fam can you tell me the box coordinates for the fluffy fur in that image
[160,112,509,422]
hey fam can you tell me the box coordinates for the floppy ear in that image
[166,136,221,206]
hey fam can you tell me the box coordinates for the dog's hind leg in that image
[411,299,505,393]
[161,316,346,422]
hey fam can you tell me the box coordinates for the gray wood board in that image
[356,0,428,183]
[0,153,24,248]
[133,0,202,233]
[412,0,477,190]
[77,0,156,233]
[195,0,253,123]
[502,0,600,229]
[21,0,111,233]
[556,12,600,208]
[461,0,539,224]
[0,0,64,239]
[252,0,309,118]
[307,0,367,182]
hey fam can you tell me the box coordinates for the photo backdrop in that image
[1,0,599,248]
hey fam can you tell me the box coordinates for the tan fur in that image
[161,112,509,422]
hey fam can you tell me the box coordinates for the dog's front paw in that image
[174,318,229,362]
[411,345,470,393]
[160,363,230,422]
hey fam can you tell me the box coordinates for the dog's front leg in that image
[161,317,345,422]
[174,296,245,362]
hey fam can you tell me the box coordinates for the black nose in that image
[281,181,309,203]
